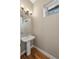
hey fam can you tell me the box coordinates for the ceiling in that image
[30,0,36,4]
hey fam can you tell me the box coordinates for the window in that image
[43,0,59,17]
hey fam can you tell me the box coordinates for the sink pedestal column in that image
[26,40,31,56]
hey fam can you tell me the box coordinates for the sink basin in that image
[21,35,35,42]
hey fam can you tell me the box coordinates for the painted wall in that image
[20,0,33,53]
[32,0,59,58]
[20,0,33,12]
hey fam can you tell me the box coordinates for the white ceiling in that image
[30,0,36,4]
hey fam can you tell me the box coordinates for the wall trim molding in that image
[21,45,56,59]
[33,45,56,59]
[21,50,25,55]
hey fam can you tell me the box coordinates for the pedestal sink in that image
[21,35,35,56]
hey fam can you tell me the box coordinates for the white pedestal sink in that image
[21,35,35,56]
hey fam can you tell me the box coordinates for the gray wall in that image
[32,0,59,58]
[21,41,26,52]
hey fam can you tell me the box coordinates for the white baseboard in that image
[33,45,56,59]
[21,50,25,55]
[21,45,56,59]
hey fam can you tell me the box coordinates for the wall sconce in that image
[20,4,32,16]
[20,4,32,23]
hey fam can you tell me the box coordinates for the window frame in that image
[43,0,59,17]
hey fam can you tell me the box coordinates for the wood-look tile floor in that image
[21,48,49,59]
